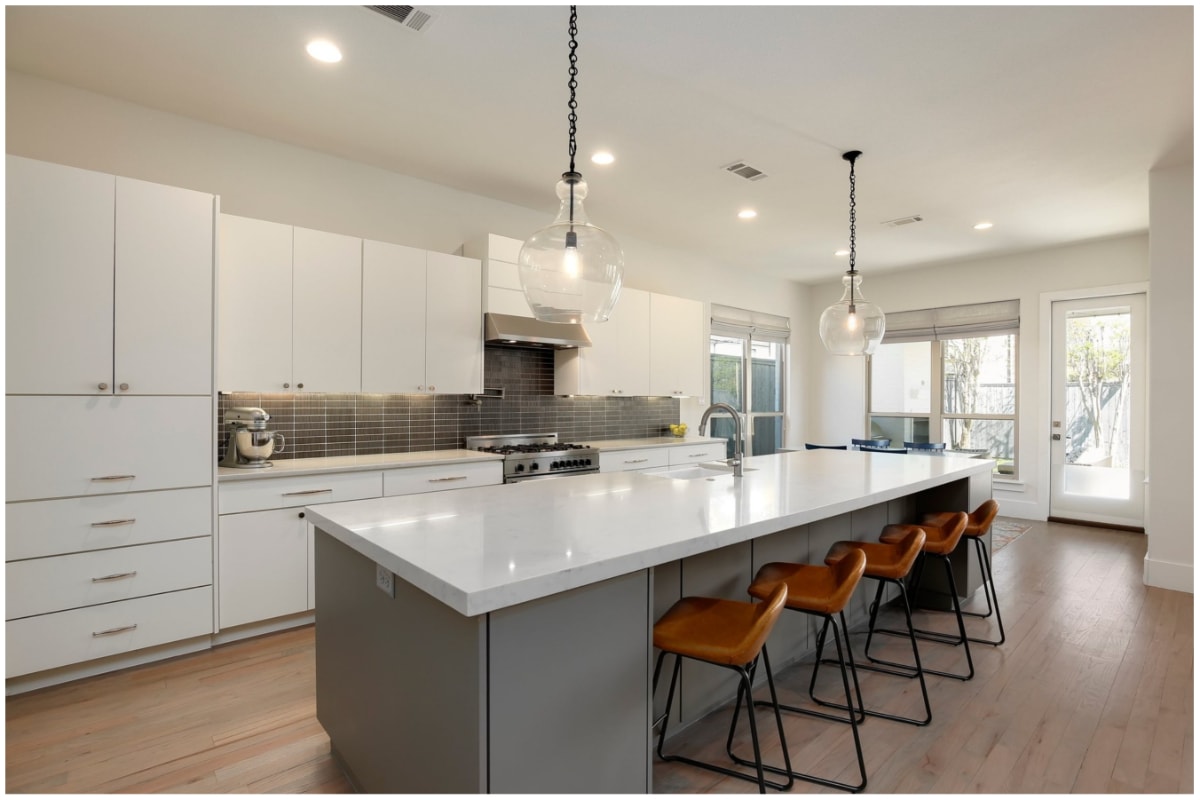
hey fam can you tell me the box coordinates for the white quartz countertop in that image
[305,449,993,617]
[218,449,502,481]
[585,436,723,451]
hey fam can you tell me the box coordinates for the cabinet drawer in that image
[219,471,382,514]
[6,396,212,502]
[6,537,212,620]
[599,449,669,473]
[6,586,213,678]
[6,487,211,561]
[218,508,309,629]
[668,443,728,465]
[384,461,502,497]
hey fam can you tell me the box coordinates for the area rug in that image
[991,518,1032,554]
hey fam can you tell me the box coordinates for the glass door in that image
[708,333,786,458]
[1049,294,1146,528]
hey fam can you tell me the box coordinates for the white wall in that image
[6,71,811,445]
[1145,163,1193,593]
[804,234,1150,520]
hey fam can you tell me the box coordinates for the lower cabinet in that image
[597,443,726,474]
[218,507,312,629]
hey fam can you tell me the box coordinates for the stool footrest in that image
[822,655,920,680]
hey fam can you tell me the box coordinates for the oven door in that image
[505,470,599,484]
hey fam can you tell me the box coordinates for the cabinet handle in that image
[688,453,710,459]
[98,382,109,391]
[428,385,436,391]
[91,475,136,482]
[91,571,138,583]
[119,383,129,391]
[427,476,467,483]
[91,518,136,527]
[298,512,306,519]
[282,488,333,497]
[92,624,137,637]
[624,458,649,464]
[284,382,290,389]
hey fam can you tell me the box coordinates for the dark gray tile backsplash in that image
[217,345,681,460]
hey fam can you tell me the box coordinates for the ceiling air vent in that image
[722,161,768,182]
[369,6,436,33]
[881,215,924,228]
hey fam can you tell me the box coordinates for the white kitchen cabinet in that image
[383,461,502,496]
[219,216,363,393]
[649,294,705,398]
[667,442,727,464]
[218,507,311,629]
[555,288,651,396]
[361,242,482,395]
[292,226,362,393]
[217,214,292,392]
[463,233,533,318]
[598,448,670,473]
[5,156,215,396]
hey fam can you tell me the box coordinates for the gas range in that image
[465,433,599,483]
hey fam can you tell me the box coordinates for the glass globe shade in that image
[819,272,886,355]
[518,177,624,323]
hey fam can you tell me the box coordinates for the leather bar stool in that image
[652,582,792,793]
[874,511,975,681]
[921,499,1004,646]
[731,547,869,793]
[811,526,931,726]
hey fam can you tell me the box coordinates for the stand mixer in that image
[220,407,286,469]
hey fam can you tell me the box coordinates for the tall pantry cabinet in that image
[5,155,217,689]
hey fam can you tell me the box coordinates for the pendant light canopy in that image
[518,6,623,324]
[819,150,886,355]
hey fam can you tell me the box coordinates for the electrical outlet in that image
[375,563,395,598]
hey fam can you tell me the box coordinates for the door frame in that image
[1037,281,1149,523]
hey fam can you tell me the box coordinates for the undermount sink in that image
[647,461,757,480]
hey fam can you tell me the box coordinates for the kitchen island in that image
[306,449,993,793]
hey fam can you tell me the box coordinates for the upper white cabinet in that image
[292,226,362,393]
[649,294,704,398]
[463,233,533,318]
[362,242,483,395]
[6,156,215,396]
[556,287,651,396]
[218,215,362,393]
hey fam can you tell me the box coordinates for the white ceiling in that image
[5,4,1193,284]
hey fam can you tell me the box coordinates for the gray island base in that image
[307,450,993,792]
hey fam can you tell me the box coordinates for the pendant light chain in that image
[847,155,857,275]
[566,6,579,174]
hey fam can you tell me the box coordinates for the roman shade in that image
[881,299,1019,343]
[711,304,791,343]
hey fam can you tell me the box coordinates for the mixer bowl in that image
[233,428,285,462]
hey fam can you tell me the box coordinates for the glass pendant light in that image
[819,150,886,355]
[519,6,623,324]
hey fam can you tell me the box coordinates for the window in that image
[709,305,789,458]
[868,301,1019,476]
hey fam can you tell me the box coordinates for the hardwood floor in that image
[5,520,1192,794]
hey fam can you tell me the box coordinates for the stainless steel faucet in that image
[699,402,744,477]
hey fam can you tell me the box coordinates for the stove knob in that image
[571,459,581,467]
[550,461,559,470]
[530,462,539,470]
[585,458,593,466]
[514,463,525,472]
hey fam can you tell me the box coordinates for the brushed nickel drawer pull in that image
[91,518,137,527]
[92,571,138,583]
[428,476,467,483]
[624,458,649,464]
[92,624,137,637]
[91,475,136,482]
[282,488,334,497]
[688,453,711,458]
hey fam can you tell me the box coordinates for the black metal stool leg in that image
[962,536,1006,646]
[919,555,975,680]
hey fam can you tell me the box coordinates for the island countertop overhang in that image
[304,450,994,617]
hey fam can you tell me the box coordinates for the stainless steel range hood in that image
[484,313,592,349]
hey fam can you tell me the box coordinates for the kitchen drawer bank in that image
[592,437,726,473]
[307,450,994,792]
[216,450,502,641]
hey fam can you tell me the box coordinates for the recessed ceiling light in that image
[306,40,342,63]
[591,152,615,165]
[835,249,850,257]
[737,209,757,220]
[973,221,994,230]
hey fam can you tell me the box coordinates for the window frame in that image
[709,327,789,457]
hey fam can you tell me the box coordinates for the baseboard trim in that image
[1048,516,1145,533]
[6,635,212,696]
[1143,557,1193,594]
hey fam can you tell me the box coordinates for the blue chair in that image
[851,438,889,449]
[904,442,946,452]
[805,443,849,450]
[860,445,908,454]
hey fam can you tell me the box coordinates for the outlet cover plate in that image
[375,563,395,598]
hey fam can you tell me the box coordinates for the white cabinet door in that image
[598,448,670,472]
[361,240,427,393]
[581,287,650,395]
[115,177,214,396]
[649,294,704,397]
[292,227,362,393]
[6,156,115,395]
[218,214,292,392]
[218,508,309,629]
[425,252,483,395]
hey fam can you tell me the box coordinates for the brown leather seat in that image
[881,511,967,556]
[747,547,867,616]
[954,499,999,538]
[825,526,926,581]
[654,582,788,667]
